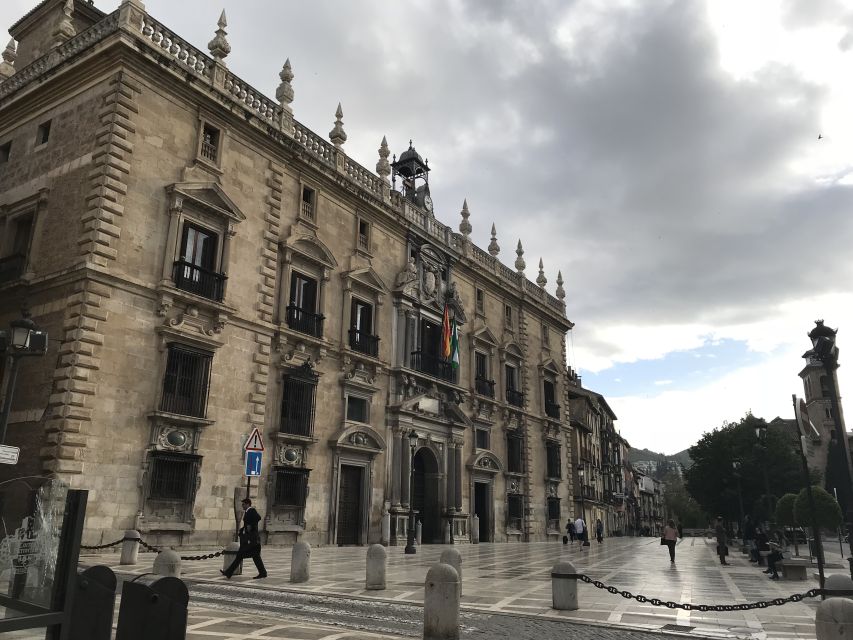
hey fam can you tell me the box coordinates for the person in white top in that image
[574,517,586,543]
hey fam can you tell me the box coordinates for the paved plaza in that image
[81,536,840,639]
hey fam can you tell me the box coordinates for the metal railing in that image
[300,200,314,220]
[410,350,456,383]
[286,305,324,338]
[172,260,225,301]
[160,347,211,418]
[545,402,561,419]
[200,139,218,162]
[475,376,495,397]
[280,374,317,437]
[506,388,524,407]
[349,329,379,357]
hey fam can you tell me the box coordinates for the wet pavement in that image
[80,535,839,639]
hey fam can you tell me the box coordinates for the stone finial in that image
[0,40,16,81]
[537,258,547,288]
[556,271,565,302]
[515,240,526,274]
[329,102,347,148]
[376,136,391,183]
[52,0,76,48]
[488,223,500,256]
[208,10,231,62]
[459,199,472,237]
[276,59,294,111]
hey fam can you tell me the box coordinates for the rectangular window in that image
[507,494,523,530]
[546,443,561,479]
[547,496,560,524]
[346,396,368,423]
[301,186,315,220]
[173,222,223,300]
[148,452,200,502]
[160,345,212,418]
[36,120,51,146]
[504,304,513,328]
[475,352,494,397]
[0,213,33,284]
[0,141,10,163]
[274,468,309,507]
[507,435,523,473]
[412,319,455,382]
[475,288,484,314]
[544,380,559,419]
[200,124,220,163]
[357,219,370,251]
[542,324,550,347]
[505,365,523,407]
[349,297,377,356]
[475,428,489,450]
[287,272,323,337]
[280,367,318,437]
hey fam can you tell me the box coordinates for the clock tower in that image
[391,141,433,214]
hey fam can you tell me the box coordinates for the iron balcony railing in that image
[410,350,457,383]
[280,372,317,437]
[475,376,495,397]
[506,388,524,407]
[172,260,226,301]
[545,402,561,419]
[0,253,26,284]
[286,305,324,338]
[349,328,379,357]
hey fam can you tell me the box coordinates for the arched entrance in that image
[412,447,441,543]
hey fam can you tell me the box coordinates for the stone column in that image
[392,430,403,507]
[446,443,455,512]
[401,442,412,507]
[454,443,463,511]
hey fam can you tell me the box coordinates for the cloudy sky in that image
[4,0,853,454]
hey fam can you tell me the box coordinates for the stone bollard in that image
[416,520,423,546]
[440,548,463,597]
[424,563,460,640]
[153,549,181,577]
[290,541,311,583]
[222,541,242,576]
[825,574,853,598]
[471,516,480,544]
[816,597,853,640]
[443,521,452,544]
[551,560,579,611]
[119,530,141,565]
[366,544,387,590]
[381,511,391,546]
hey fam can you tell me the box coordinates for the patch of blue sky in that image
[580,338,766,397]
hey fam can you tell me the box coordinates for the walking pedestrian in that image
[566,519,575,543]
[595,519,604,544]
[676,521,683,539]
[221,498,267,579]
[715,516,729,565]
[663,519,678,563]
[574,516,586,547]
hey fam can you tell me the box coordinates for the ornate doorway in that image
[412,448,441,543]
[474,481,491,542]
[337,465,363,545]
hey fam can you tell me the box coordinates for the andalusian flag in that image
[450,319,460,369]
[441,304,452,359]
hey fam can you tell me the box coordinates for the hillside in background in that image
[628,447,692,469]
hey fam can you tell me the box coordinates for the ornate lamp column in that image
[405,429,418,555]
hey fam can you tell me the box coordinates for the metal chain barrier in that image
[577,574,821,611]
[82,536,222,560]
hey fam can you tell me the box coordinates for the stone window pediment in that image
[166,182,246,225]
[468,451,502,475]
[284,234,338,271]
[471,325,499,348]
[330,424,386,455]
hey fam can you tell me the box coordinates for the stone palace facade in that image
[0,0,576,547]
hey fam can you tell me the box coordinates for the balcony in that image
[349,328,379,357]
[545,402,560,420]
[411,350,457,383]
[506,388,524,407]
[475,376,495,398]
[286,305,324,338]
[172,260,226,302]
[0,253,26,284]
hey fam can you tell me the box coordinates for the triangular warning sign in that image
[244,428,265,451]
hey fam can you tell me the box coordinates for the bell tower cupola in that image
[391,141,433,214]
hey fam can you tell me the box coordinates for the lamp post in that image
[793,394,825,590]
[754,426,773,528]
[732,461,745,539]
[577,464,585,525]
[404,429,418,555]
[0,310,48,445]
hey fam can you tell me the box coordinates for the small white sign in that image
[0,445,20,465]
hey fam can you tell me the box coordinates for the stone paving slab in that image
[81,536,833,639]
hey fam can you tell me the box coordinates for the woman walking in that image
[663,519,679,563]
[595,519,604,544]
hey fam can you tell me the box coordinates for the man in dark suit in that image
[221,498,267,579]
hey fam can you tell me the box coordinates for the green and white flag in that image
[450,319,460,369]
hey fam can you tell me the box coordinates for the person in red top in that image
[662,520,679,563]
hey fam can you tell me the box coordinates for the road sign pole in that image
[245,476,251,501]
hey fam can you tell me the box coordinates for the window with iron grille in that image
[160,345,212,418]
[280,365,318,436]
[200,124,220,163]
[507,434,523,473]
[301,186,315,220]
[547,496,560,521]
[546,443,561,479]
[357,219,371,251]
[475,428,489,450]
[148,452,200,502]
[346,395,368,423]
[274,468,309,507]
[507,494,523,529]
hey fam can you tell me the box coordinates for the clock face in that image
[423,194,433,212]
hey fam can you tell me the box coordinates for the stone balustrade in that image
[140,14,212,79]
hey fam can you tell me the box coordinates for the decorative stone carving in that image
[208,10,231,62]
[160,301,228,342]
[423,265,437,298]
[329,103,347,148]
[276,59,294,111]
[394,256,418,297]
[556,270,565,303]
[52,0,76,48]
[343,360,377,386]
[508,478,521,493]
[276,443,304,466]
[488,223,500,257]
[445,281,467,324]
[515,240,526,274]
[537,258,547,288]
[275,333,326,366]
[155,425,194,453]
[459,199,472,237]
[547,483,558,498]
[476,456,497,470]
[0,40,16,81]
[376,136,391,184]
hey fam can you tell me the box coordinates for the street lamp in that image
[577,464,585,525]
[732,461,745,539]
[0,309,48,445]
[754,426,774,527]
[404,429,418,555]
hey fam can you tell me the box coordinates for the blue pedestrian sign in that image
[244,450,262,477]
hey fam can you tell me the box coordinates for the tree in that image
[661,469,706,528]
[685,413,803,525]
[775,493,797,527]
[794,486,842,530]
